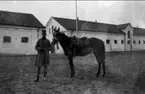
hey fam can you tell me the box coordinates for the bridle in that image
[51,37,58,45]
[51,27,59,46]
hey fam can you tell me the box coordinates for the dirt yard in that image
[0,51,145,94]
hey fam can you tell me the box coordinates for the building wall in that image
[0,25,41,55]
[133,35,145,50]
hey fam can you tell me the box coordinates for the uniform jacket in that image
[35,38,51,67]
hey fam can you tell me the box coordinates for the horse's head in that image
[52,27,71,49]
[51,27,58,45]
[52,27,64,45]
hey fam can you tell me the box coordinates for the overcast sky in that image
[0,1,145,28]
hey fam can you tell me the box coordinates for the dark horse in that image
[52,27,106,78]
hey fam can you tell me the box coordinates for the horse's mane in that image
[59,32,71,39]
[58,32,72,45]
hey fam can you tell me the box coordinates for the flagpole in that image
[75,0,78,37]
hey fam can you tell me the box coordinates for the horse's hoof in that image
[43,77,46,81]
[103,75,105,78]
[71,75,74,78]
[96,74,100,77]
[71,74,75,78]
[34,80,39,82]
[70,72,75,78]
[34,79,39,82]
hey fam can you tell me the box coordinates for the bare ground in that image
[0,51,145,94]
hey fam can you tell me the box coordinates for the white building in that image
[46,17,145,53]
[0,10,45,55]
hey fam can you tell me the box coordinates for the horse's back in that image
[89,37,104,47]
[89,37,105,60]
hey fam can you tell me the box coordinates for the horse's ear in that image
[54,27,57,33]
[57,27,60,32]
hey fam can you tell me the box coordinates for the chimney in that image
[95,20,97,23]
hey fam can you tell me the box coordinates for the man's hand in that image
[39,48,45,52]
[39,48,51,52]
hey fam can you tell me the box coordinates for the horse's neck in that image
[58,36,71,51]
[59,42,67,52]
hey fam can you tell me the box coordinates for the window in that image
[106,40,110,44]
[143,40,145,44]
[138,40,141,44]
[114,40,117,44]
[121,40,124,44]
[3,36,11,43]
[128,40,130,44]
[128,31,130,38]
[133,40,136,44]
[21,37,28,43]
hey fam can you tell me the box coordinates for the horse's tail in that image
[103,42,105,52]
[102,42,106,60]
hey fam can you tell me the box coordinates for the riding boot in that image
[43,66,47,81]
[34,67,41,82]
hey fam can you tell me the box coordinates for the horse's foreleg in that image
[68,57,75,78]
[34,67,41,82]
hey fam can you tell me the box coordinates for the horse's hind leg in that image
[96,63,101,77]
[102,60,106,77]
[96,60,106,77]
[93,52,106,77]
[93,52,101,77]
[68,57,75,78]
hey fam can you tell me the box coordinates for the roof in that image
[52,17,80,30]
[133,27,145,35]
[0,10,45,28]
[80,21,124,34]
[117,23,130,30]
[52,17,125,34]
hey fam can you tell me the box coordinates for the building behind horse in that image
[46,16,145,53]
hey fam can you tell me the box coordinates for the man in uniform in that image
[34,30,51,82]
